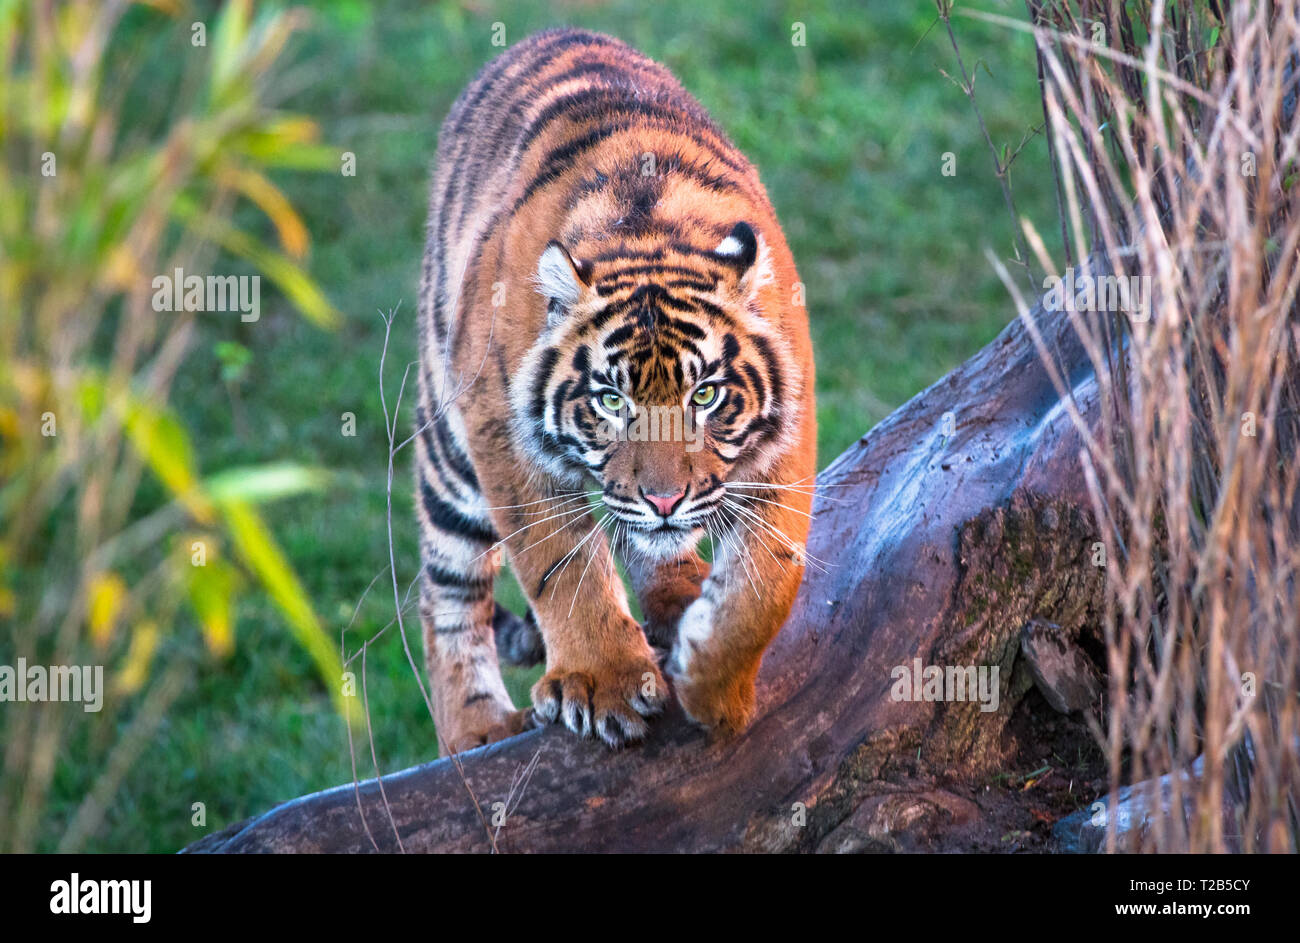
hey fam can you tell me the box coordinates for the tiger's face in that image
[513,222,792,559]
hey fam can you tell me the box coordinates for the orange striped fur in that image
[415,28,815,752]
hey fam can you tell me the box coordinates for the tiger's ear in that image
[711,222,759,272]
[712,222,772,301]
[536,241,592,326]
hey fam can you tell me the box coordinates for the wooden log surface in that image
[185,292,1106,854]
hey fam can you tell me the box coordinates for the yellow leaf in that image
[203,463,330,503]
[236,117,329,169]
[262,116,320,146]
[0,406,19,441]
[188,553,237,658]
[115,621,160,695]
[171,197,340,328]
[9,362,46,404]
[222,166,310,260]
[122,397,213,522]
[220,499,357,725]
[101,244,143,292]
[210,0,253,105]
[88,572,127,648]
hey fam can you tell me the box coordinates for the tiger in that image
[414,27,816,753]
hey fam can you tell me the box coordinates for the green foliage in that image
[6,0,1060,851]
[0,0,351,852]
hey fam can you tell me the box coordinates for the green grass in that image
[47,0,1060,851]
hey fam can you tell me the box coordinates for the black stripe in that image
[522,92,744,173]
[720,390,746,422]
[749,332,784,406]
[667,316,707,341]
[655,153,747,194]
[427,406,480,489]
[433,623,473,635]
[424,562,493,593]
[589,255,727,282]
[417,415,480,506]
[595,275,716,296]
[603,322,636,348]
[587,282,666,329]
[435,30,608,328]
[544,57,630,90]
[537,555,568,596]
[530,347,559,427]
[516,120,631,207]
[420,476,497,543]
[687,294,727,319]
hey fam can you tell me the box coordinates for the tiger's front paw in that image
[667,646,757,735]
[639,561,710,650]
[531,655,667,748]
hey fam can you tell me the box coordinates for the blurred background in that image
[1,0,1060,852]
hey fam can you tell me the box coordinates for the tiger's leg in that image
[624,550,710,652]
[415,402,529,754]
[492,601,545,667]
[666,483,812,733]
[473,461,669,747]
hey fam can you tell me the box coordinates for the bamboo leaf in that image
[87,571,128,649]
[219,499,357,725]
[122,396,213,521]
[115,621,160,696]
[172,196,341,328]
[203,463,331,503]
[209,0,253,108]
[222,165,310,259]
[188,554,238,657]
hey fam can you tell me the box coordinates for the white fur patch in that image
[678,595,714,646]
[750,234,776,293]
[714,235,744,257]
[535,244,581,310]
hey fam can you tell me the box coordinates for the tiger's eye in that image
[600,392,624,413]
[692,384,718,407]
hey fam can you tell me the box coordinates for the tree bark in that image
[185,292,1109,854]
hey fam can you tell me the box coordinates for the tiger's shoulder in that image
[432,28,806,330]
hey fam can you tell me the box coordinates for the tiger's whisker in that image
[543,506,612,595]
[479,490,595,513]
[724,504,786,569]
[568,512,617,618]
[723,498,832,573]
[714,506,761,598]
[473,502,592,564]
[726,490,816,519]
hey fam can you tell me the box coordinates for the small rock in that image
[1054,757,1205,853]
[816,789,980,853]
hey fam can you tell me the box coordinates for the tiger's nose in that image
[641,487,687,518]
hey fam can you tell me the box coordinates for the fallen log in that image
[185,289,1110,854]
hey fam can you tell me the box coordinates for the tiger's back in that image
[421,28,780,371]
[415,29,816,753]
